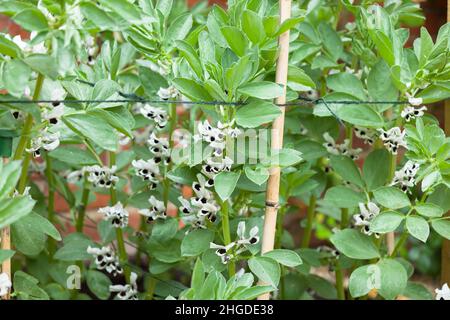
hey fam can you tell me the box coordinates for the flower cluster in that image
[402,94,427,122]
[378,127,407,154]
[138,196,167,223]
[41,88,66,125]
[99,202,129,228]
[85,165,119,188]
[210,222,260,264]
[87,246,123,276]
[147,133,170,164]
[4,32,46,55]
[157,86,178,100]
[353,202,380,237]
[323,132,362,160]
[391,161,420,193]
[179,174,219,231]
[354,127,376,145]
[140,104,168,130]
[26,130,60,158]
[85,36,97,66]
[110,272,139,300]
[131,159,160,189]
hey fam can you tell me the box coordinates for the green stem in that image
[221,199,235,277]
[390,232,409,257]
[109,151,130,282]
[335,208,349,300]
[76,175,90,233]
[335,262,345,300]
[275,206,286,249]
[301,195,316,248]
[15,74,45,193]
[44,152,56,257]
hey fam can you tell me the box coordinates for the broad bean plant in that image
[0,0,449,301]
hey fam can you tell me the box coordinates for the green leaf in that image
[263,249,302,267]
[0,160,21,200]
[166,13,193,43]
[402,282,433,300]
[373,186,411,209]
[349,259,407,300]
[338,105,384,128]
[415,203,444,218]
[330,155,364,188]
[369,29,395,66]
[330,229,380,260]
[151,218,179,243]
[324,186,366,208]
[242,10,265,44]
[54,234,94,261]
[214,171,241,201]
[238,81,283,99]
[0,34,22,58]
[86,270,112,300]
[235,100,281,128]
[48,146,98,166]
[156,0,173,17]
[63,113,118,152]
[367,60,398,106]
[327,73,366,100]
[2,59,31,97]
[23,54,59,79]
[0,249,15,264]
[232,286,274,300]
[276,16,305,36]
[370,211,404,234]
[191,259,205,294]
[244,165,269,186]
[406,216,429,242]
[248,256,280,288]
[269,148,303,167]
[172,78,213,101]
[12,8,48,31]
[0,196,35,229]
[287,65,316,90]
[306,274,337,299]
[431,219,450,240]
[14,271,49,300]
[181,229,214,257]
[221,26,248,56]
[363,149,390,191]
[80,2,117,30]
[176,40,203,79]
[99,0,141,22]
[89,79,121,109]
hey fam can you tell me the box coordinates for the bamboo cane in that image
[257,0,291,300]
[1,157,11,300]
[441,0,450,287]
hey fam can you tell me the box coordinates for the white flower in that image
[236,221,259,246]
[157,86,178,100]
[354,127,376,145]
[406,92,423,106]
[26,130,60,157]
[435,283,450,300]
[84,165,119,188]
[118,133,131,146]
[138,196,166,223]
[110,272,138,300]
[131,159,160,185]
[99,202,129,228]
[5,33,46,54]
[210,242,236,264]
[391,161,420,193]
[172,129,190,148]
[147,133,170,159]
[178,196,193,215]
[140,104,168,129]
[304,90,319,100]
[401,105,427,122]
[66,170,84,183]
[42,104,64,125]
[353,202,380,237]
[0,273,12,297]
[323,132,362,159]
[378,127,407,154]
[87,246,123,276]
